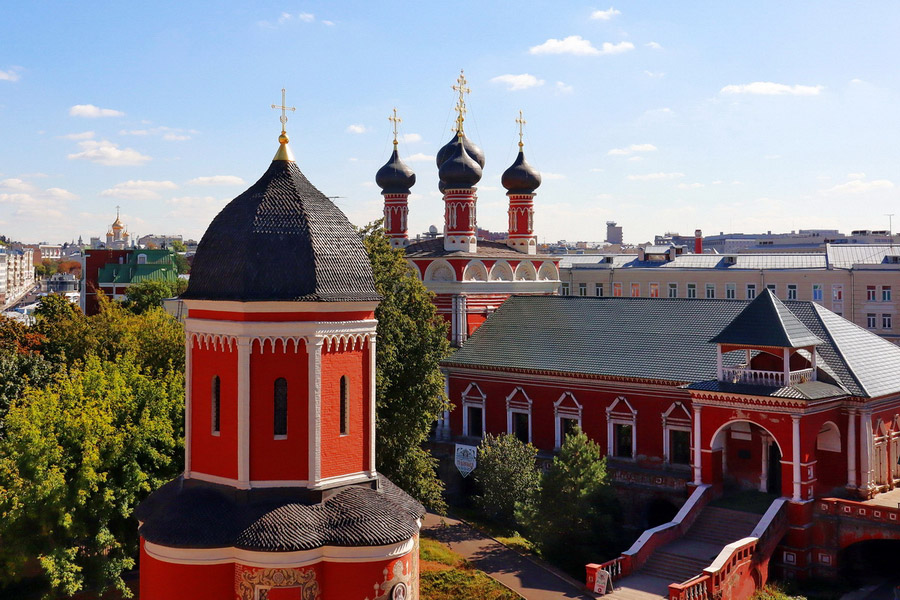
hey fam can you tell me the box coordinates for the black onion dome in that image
[438,138,483,189]
[375,148,416,194]
[501,150,542,194]
[436,132,485,169]
[182,159,380,302]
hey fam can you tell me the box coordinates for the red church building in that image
[376,74,559,347]
[440,291,900,598]
[137,118,424,600]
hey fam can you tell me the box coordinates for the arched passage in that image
[839,539,900,586]
[710,420,786,496]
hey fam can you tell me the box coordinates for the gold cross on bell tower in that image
[452,70,470,138]
[388,108,402,147]
[271,88,296,134]
[515,110,527,149]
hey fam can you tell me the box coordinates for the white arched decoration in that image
[505,387,533,443]
[606,396,636,459]
[816,421,841,452]
[710,419,786,495]
[537,261,558,281]
[515,261,537,281]
[554,392,582,448]
[661,402,692,466]
[873,418,890,488]
[489,261,514,282]
[461,382,486,438]
[463,261,488,282]
[407,261,424,281]
[424,259,456,282]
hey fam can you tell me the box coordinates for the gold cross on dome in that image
[270,88,296,133]
[388,108,401,146]
[516,110,526,148]
[452,70,470,136]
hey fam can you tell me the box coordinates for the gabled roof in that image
[709,289,823,348]
[443,295,900,398]
[182,160,379,303]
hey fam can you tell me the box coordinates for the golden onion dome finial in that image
[388,107,402,148]
[515,110,526,150]
[271,88,296,161]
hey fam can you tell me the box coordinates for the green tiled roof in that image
[444,295,900,398]
[710,289,823,348]
[97,250,178,285]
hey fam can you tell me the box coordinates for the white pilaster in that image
[368,333,377,473]
[847,409,857,489]
[184,335,193,478]
[308,336,324,484]
[716,346,724,380]
[860,410,874,494]
[237,337,252,489]
[783,347,791,386]
[759,435,769,492]
[693,405,703,485]
[792,414,801,501]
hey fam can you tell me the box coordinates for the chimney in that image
[694,229,703,254]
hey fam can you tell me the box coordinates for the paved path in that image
[422,512,596,600]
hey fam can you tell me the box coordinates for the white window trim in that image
[668,282,678,298]
[686,283,697,299]
[606,396,637,459]
[649,282,660,298]
[505,386,533,443]
[461,382,486,438]
[554,392,583,449]
[661,402,692,465]
[726,283,736,299]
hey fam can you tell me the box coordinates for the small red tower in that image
[502,111,541,255]
[137,95,423,600]
[377,109,415,249]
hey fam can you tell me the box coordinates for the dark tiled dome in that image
[435,132,484,169]
[182,157,379,302]
[376,148,416,195]
[438,137,483,189]
[501,149,542,194]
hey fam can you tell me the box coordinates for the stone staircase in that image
[600,507,761,600]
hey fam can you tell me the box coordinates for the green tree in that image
[0,354,184,597]
[361,223,450,512]
[124,280,178,314]
[169,239,187,252]
[474,434,541,527]
[173,252,190,274]
[519,427,622,575]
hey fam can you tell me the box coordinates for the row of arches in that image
[419,259,558,283]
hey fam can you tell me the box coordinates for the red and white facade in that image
[384,193,410,249]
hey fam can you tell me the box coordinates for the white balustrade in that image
[721,365,815,386]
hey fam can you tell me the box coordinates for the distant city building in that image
[0,247,35,309]
[80,248,178,315]
[606,220,623,245]
[559,244,900,344]
[137,234,184,249]
[90,208,132,250]
[47,272,80,293]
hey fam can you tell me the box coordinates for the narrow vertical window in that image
[211,375,221,434]
[340,375,349,435]
[274,378,287,437]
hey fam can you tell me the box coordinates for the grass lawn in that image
[420,536,520,600]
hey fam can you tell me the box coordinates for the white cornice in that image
[184,318,377,338]
[182,300,379,313]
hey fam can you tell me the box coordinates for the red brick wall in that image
[320,344,369,479]
[190,341,239,480]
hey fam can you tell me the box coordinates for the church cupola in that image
[138,90,423,600]
[502,111,541,254]
[439,71,482,253]
[377,109,416,248]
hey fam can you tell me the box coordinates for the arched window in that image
[274,378,288,437]
[211,375,221,434]
[340,376,349,435]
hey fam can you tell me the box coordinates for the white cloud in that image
[607,143,657,156]
[847,172,866,180]
[67,140,151,166]
[69,104,125,118]
[556,81,574,94]
[850,78,864,84]
[590,7,621,20]
[677,182,705,189]
[346,124,367,134]
[646,41,663,50]
[824,179,894,194]
[627,172,684,181]
[644,70,664,78]
[322,20,334,26]
[399,133,422,144]
[490,73,545,91]
[297,12,314,22]
[101,180,178,200]
[120,129,149,135]
[628,156,643,162]
[529,35,597,56]
[405,153,434,163]
[0,67,22,82]
[599,41,634,55]
[163,133,190,141]
[60,131,95,140]
[720,82,824,96]
[188,175,246,186]
[0,178,35,192]
[0,178,77,219]
[120,126,196,140]
[542,172,566,180]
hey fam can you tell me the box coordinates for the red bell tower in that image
[138,94,423,600]
[502,111,541,255]
[377,108,415,249]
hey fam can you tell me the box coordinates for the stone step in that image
[642,552,709,584]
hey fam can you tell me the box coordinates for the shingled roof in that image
[182,159,379,303]
[709,288,823,348]
[136,475,424,551]
[443,295,900,398]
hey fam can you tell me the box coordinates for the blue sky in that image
[2,1,899,246]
